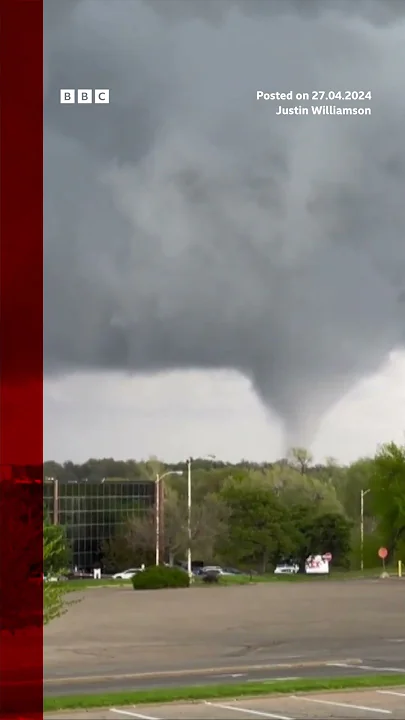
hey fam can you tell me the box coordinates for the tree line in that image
[45,443,405,572]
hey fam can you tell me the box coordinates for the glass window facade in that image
[44,479,154,571]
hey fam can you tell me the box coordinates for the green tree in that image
[245,463,343,516]
[220,481,299,572]
[0,481,73,630]
[102,532,145,571]
[190,492,229,562]
[43,514,70,575]
[288,447,313,475]
[293,511,353,569]
[43,512,75,624]
[370,442,405,555]
[43,530,74,624]
[167,466,235,505]
[340,458,375,521]
[105,488,228,568]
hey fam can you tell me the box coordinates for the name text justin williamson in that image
[276,105,371,116]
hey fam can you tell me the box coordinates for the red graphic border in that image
[0,0,44,716]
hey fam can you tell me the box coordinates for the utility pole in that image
[53,477,59,524]
[159,474,165,565]
[45,476,59,525]
[360,488,370,571]
[187,458,192,582]
[155,474,160,566]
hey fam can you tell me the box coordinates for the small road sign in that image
[378,547,388,559]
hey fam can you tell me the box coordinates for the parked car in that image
[67,569,93,580]
[201,565,235,576]
[112,568,143,580]
[274,563,299,575]
[44,573,64,582]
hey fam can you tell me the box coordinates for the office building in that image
[44,477,154,570]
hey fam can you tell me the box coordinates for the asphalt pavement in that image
[44,581,405,696]
[45,686,405,719]
[43,659,405,696]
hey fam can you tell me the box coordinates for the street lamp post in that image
[187,458,192,582]
[155,470,183,566]
[45,476,59,525]
[360,488,371,571]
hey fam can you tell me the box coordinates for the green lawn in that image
[44,673,405,712]
[62,578,131,590]
[211,567,384,585]
[62,566,386,591]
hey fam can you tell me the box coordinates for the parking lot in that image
[46,687,405,719]
[44,580,405,682]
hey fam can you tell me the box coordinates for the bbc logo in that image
[60,89,110,104]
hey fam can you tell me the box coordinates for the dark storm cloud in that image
[43,0,405,444]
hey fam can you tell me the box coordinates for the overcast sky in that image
[44,0,405,464]
[44,353,405,464]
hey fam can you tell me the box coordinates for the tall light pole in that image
[45,476,59,525]
[360,488,371,571]
[155,470,183,566]
[187,458,192,582]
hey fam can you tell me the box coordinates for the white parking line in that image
[110,709,159,720]
[291,696,392,714]
[328,663,405,673]
[205,701,294,719]
[357,665,405,673]
[377,690,405,697]
[247,676,300,683]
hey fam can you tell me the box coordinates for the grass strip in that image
[43,673,405,712]
[64,568,386,591]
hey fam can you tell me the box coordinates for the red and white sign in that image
[323,552,333,562]
[378,547,388,559]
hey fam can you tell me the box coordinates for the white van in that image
[305,554,329,574]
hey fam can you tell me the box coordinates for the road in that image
[44,580,405,696]
[44,659,405,696]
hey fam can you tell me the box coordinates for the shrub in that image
[132,565,190,590]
